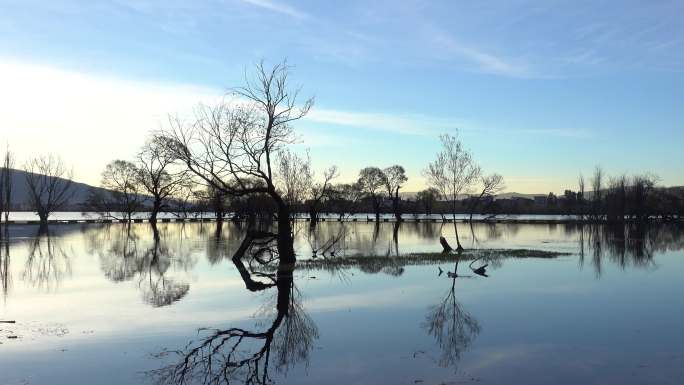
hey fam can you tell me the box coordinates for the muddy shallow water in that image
[1,221,683,385]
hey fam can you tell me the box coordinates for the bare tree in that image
[468,173,505,222]
[591,166,604,220]
[0,146,15,224]
[306,166,338,225]
[578,173,586,219]
[158,61,313,263]
[358,167,386,222]
[276,149,312,212]
[383,165,408,221]
[24,155,75,225]
[137,137,185,223]
[97,160,143,222]
[424,133,481,251]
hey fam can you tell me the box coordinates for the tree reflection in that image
[575,223,683,277]
[22,228,72,291]
[150,229,317,385]
[87,223,195,307]
[0,227,10,301]
[423,257,480,369]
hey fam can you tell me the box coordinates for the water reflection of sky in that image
[1,222,683,385]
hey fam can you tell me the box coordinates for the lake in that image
[1,221,683,385]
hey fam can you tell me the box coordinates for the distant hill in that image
[399,191,545,201]
[2,168,111,210]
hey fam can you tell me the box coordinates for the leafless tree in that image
[158,61,313,263]
[96,160,143,222]
[276,149,312,211]
[383,165,408,221]
[424,133,481,251]
[468,173,505,222]
[358,167,386,222]
[578,173,586,219]
[0,146,14,224]
[306,165,338,225]
[23,155,75,225]
[149,229,317,385]
[137,137,185,223]
[591,166,604,220]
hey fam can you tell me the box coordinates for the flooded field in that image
[1,221,683,385]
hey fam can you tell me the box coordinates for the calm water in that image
[1,221,683,385]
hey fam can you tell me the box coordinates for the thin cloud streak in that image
[306,108,467,136]
[238,0,308,19]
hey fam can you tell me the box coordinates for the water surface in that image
[1,221,683,385]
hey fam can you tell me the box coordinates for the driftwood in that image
[439,236,453,253]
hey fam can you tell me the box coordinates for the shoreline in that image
[0,216,682,226]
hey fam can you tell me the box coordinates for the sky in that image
[0,0,683,193]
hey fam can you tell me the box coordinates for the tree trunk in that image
[150,198,161,223]
[374,199,381,222]
[38,210,48,225]
[277,204,295,265]
[451,201,463,251]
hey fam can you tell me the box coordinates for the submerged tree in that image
[425,133,481,251]
[383,165,408,221]
[137,137,185,223]
[358,167,386,222]
[159,61,314,263]
[23,155,75,225]
[149,226,317,385]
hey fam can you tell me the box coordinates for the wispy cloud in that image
[306,108,468,135]
[426,26,532,78]
[238,0,308,19]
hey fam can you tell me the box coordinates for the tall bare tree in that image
[0,146,15,224]
[468,173,505,222]
[358,167,386,222]
[578,173,586,219]
[383,165,408,221]
[159,61,314,262]
[591,166,604,220]
[24,155,74,225]
[137,137,184,223]
[425,133,481,251]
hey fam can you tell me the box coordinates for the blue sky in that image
[1,0,683,193]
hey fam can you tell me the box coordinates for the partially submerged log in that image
[439,236,453,253]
